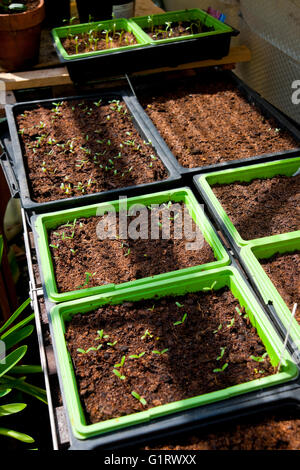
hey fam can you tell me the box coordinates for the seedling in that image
[113,369,126,380]
[107,340,118,347]
[203,281,217,292]
[49,244,59,250]
[77,344,102,354]
[131,391,147,406]
[213,323,222,334]
[213,363,228,373]
[250,353,268,363]
[147,305,155,312]
[129,352,145,359]
[124,248,131,257]
[227,318,235,328]
[152,349,168,355]
[235,306,242,316]
[217,347,226,361]
[95,329,109,341]
[175,301,184,308]
[173,313,187,326]
[114,355,126,368]
[76,271,96,289]
[141,329,153,340]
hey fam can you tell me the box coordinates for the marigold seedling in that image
[203,281,217,292]
[152,349,168,355]
[213,323,222,334]
[217,347,226,361]
[107,340,118,347]
[227,318,235,328]
[250,353,268,363]
[173,313,187,326]
[213,363,228,373]
[76,271,96,289]
[114,355,126,368]
[77,344,102,354]
[129,352,145,359]
[141,329,153,340]
[113,369,125,380]
[131,391,147,406]
[175,302,184,308]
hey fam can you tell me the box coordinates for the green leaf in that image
[1,325,34,350]
[0,346,27,378]
[0,235,3,265]
[0,388,11,398]
[9,3,27,12]
[1,313,35,340]
[10,365,42,374]
[1,376,47,404]
[0,403,26,417]
[0,298,31,335]
[0,427,34,443]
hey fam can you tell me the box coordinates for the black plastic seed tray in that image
[5,89,181,215]
[130,70,300,179]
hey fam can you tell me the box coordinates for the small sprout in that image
[173,313,187,326]
[227,318,235,328]
[213,323,222,334]
[203,281,217,292]
[213,363,228,373]
[129,352,145,359]
[107,340,118,347]
[147,305,155,312]
[250,353,268,363]
[217,347,226,361]
[124,248,131,257]
[152,349,168,355]
[141,329,153,340]
[77,344,102,354]
[70,248,77,255]
[175,301,184,308]
[49,244,59,249]
[113,369,125,380]
[235,306,242,316]
[95,329,109,341]
[114,355,126,368]
[131,391,147,406]
[77,271,96,289]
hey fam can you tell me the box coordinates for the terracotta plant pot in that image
[0,0,45,71]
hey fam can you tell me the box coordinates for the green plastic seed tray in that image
[240,235,300,346]
[33,187,229,303]
[50,266,298,440]
[194,157,300,248]
[130,9,235,46]
[52,18,150,61]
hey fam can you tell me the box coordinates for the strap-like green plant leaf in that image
[1,312,35,339]
[0,427,34,443]
[0,403,26,417]
[1,376,47,404]
[2,325,34,351]
[0,388,11,398]
[0,298,31,335]
[0,235,3,265]
[10,365,42,374]
[0,346,27,378]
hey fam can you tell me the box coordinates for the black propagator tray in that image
[5,89,181,215]
[130,70,300,179]
[51,10,239,84]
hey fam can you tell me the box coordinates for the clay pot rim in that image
[0,0,45,30]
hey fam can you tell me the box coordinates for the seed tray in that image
[51,10,238,83]
[32,186,229,303]
[131,70,300,178]
[48,266,299,443]
[239,235,300,348]
[5,89,181,215]
[193,157,300,249]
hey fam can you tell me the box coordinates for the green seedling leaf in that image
[95,329,109,341]
[202,281,217,292]
[175,302,184,308]
[213,363,228,373]
[114,356,126,368]
[113,369,125,380]
[141,329,153,340]
[129,352,145,359]
[235,306,243,316]
[213,324,222,334]
[227,318,235,328]
[107,341,118,347]
[250,353,268,363]
[77,344,102,354]
[131,391,147,406]
[152,349,168,355]
[173,313,187,326]
[217,347,226,361]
